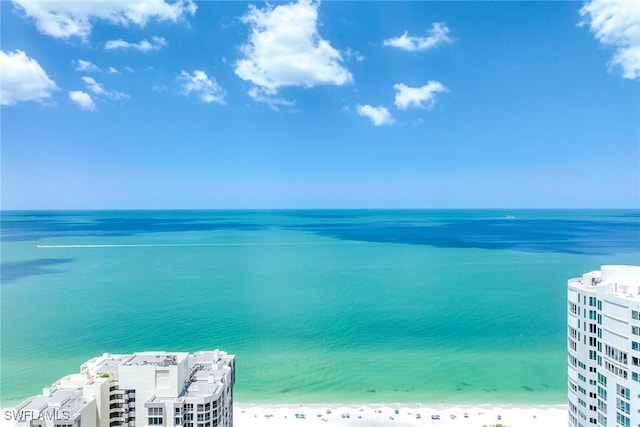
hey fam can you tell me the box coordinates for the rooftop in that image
[82,353,130,378]
[182,351,233,398]
[570,265,640,300]
[94,355,128,375]
[16,388,90,419]
[14,350,235,413]
[185,378,222,398]
[122,352,188,367]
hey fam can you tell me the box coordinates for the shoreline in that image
[234,403,568,426]
[2,403,568,427]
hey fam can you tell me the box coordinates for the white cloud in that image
[394,81,447,109]
[248,87,295,111]
[384,22,451,51]
[105,36,167,51]
[68,90,95,111]
[580,0,640,79]
[234,0,352,104]
[344,48,364,62]
[81,76,128,100]
[0,49,57,105]
[74,59,100,72]
[11,0,196,40]
[178,70,225,104]
[356,104,394,126]
[107,67,120,74]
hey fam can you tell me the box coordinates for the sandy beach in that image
[1,403,567,427]
[0,403,568,427]
[234,403,568,427]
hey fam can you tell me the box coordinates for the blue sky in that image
[1,0,639,209]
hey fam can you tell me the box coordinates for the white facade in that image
[11,351,235,427]
[568,265,640,427]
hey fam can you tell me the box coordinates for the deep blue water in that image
[3,209,638,254]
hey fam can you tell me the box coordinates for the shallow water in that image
[2,210,638,405]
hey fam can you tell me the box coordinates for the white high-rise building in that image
[567,265,640,427]
[10,350,235,427]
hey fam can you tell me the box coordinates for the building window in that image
[604,361,628,379]
[597,385,607,399]
[569,326,578,339]
[605,345,628,364]
[615,398,630,415]
[615,384,630,399]
[597,399,607,412]
[615,412,631,427]
[597,413,607,425]
[569,302,578,315]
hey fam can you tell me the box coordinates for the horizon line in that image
[1,207,639,213]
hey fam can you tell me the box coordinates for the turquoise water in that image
[1,210,639,405]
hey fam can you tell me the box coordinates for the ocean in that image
[1,210,639,406]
